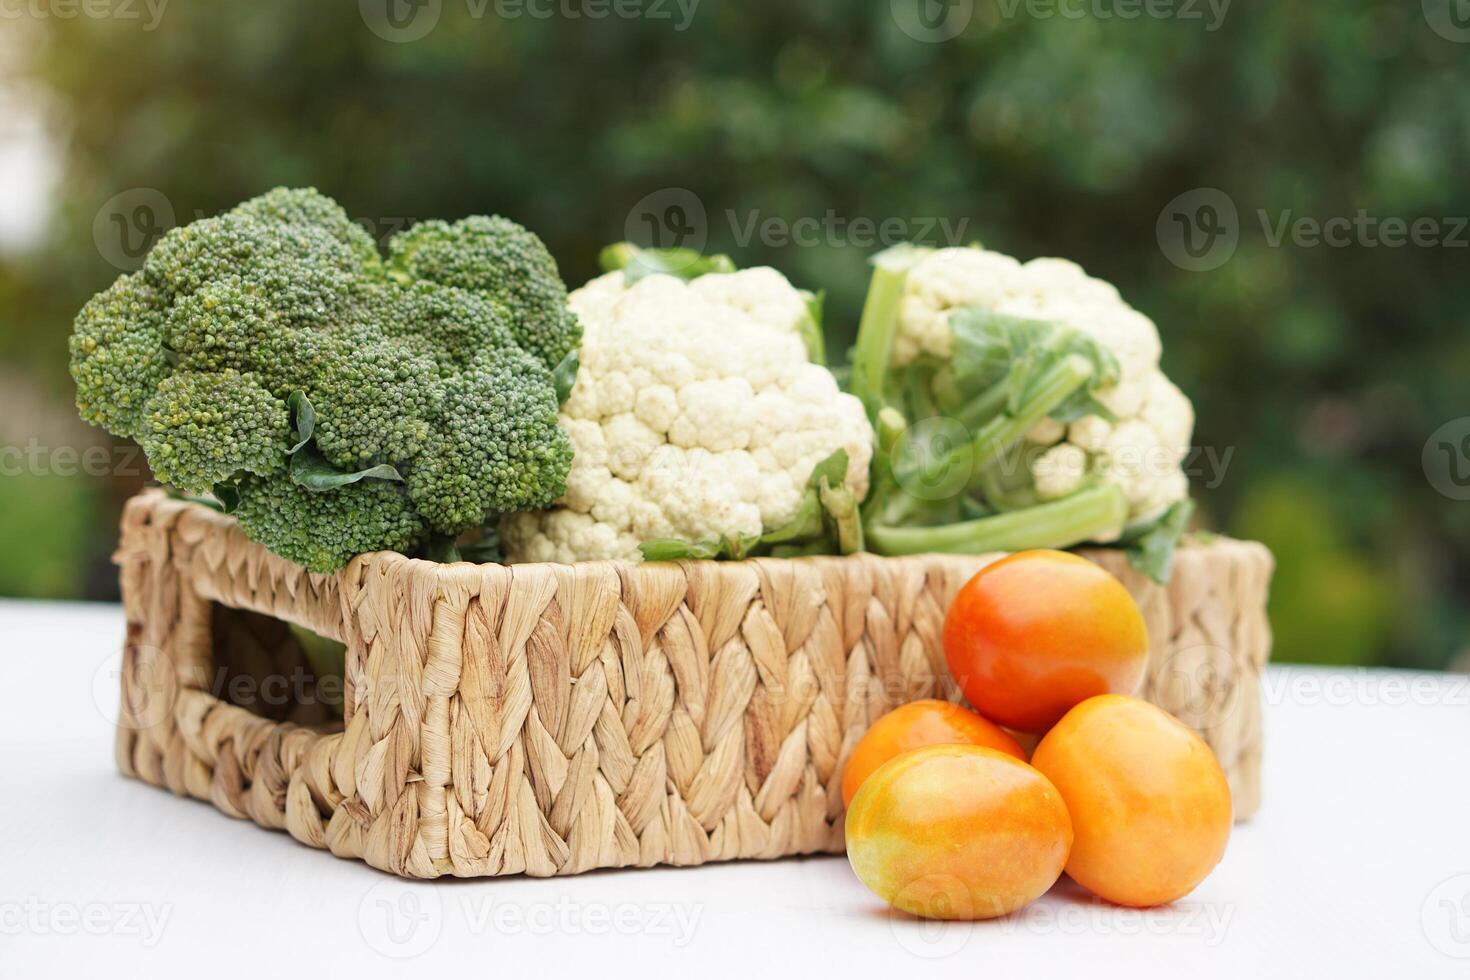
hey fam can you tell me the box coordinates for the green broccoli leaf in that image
[1120,498,1195,585]
[287,391,316,454]
[600,242,737,284]
[213,482,241,513]
[289,445,404,491]
[552,349,580,404]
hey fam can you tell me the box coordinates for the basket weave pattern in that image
[113,490,1273,879]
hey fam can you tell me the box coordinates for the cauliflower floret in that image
[503,267,874,563]
[897,246,1193,527]
[1033,443,1088,500]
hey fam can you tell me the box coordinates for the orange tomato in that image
[841,700,1025,806]
[1031,694,1232,907]
[942,549,1148,733]
[845,745,1073,920]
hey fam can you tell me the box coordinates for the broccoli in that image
[386,214,582,370]
[70,187,578,572]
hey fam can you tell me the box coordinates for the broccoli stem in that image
[865,483,1127,556]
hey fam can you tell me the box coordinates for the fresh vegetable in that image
[840,699,1025,806]
[845,744,1073,920]
[69,188,578,572]
[852,244,1196,583]
[942,550,1148,733]
[1031,694,1233,907]
[501,243,873,563]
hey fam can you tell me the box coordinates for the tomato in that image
[942,549,1148,733]
[1031,694,1232,907]
[845,745,1073,920]
[841,699,1025,807]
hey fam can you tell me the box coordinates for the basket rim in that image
[120,486,1273,586]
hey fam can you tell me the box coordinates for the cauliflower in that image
[851,243,1195,582]
[503,250,873,564]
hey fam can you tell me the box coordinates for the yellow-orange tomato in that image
[845,745,1073,920]
[943,549,1148,733]
[841,700,1026,806]
[1031,694,1232,907]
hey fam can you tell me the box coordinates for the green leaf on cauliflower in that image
[640,450,864,562]
[1119,497,1195,585]
[797,289,827,365]
[639,532,762,562]
[599,242,738,284]
[947,309,1120,426]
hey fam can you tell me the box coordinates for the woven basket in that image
[112,489,1273,879]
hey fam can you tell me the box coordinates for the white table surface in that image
[2,599,1467,978]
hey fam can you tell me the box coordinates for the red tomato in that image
[845,745,1073,920]
[841,699,1025,806]
[1031,695,1233,906]
[942,550,1148,733]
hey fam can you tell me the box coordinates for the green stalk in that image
[866,483,1127,556]
[966,354,1095,472]
[955,384,1011,431]
[976,465,1038,511]
[880,353,1093,528]
[850,245,929,417]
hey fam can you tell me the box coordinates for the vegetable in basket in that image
[499,243,875,563]
[849,244,1197,582]
[70,187,578,572]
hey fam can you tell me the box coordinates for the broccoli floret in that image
[141,370,289,493]
[231,475,427,574]
[405,347,572,532]
[70,273,171,439]
[234,186,382,266]
[70,187,577,572]
[387,215,582,369]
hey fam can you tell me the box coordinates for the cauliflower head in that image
[891,245,1193,532]
[851,243,1196,582]
[502,263,873,563]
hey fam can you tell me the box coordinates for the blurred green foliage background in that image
[0,0,1465,669]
